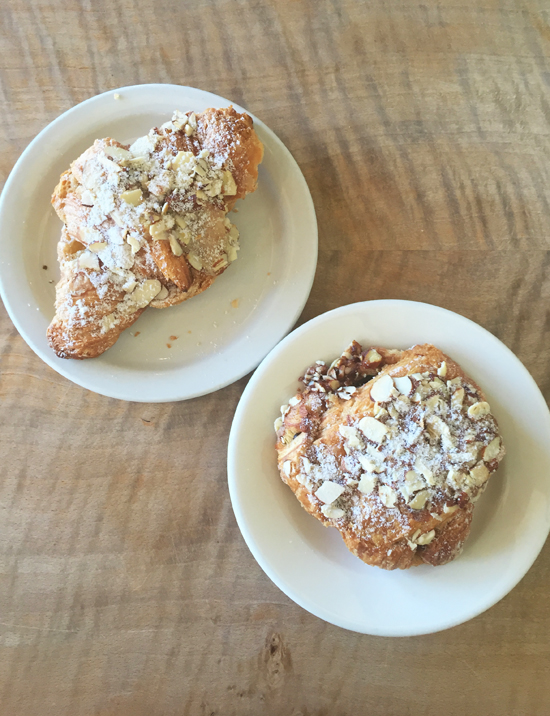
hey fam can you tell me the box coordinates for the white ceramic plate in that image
[0,85,317,402]
[228,300,550,636]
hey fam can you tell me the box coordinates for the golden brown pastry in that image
[275,342,505,570]
[48,107,264,359]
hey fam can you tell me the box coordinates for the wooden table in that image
[1,1,549,714]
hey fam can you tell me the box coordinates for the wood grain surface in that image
[1,1,550,714]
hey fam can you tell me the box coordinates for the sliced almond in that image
[222,170,237,195]
[358,473,377,494]
[415,530,436,545]
[120,188,143,206]
[155,285,169,301]
[408,490,429,510]
[378,485,397,508]
[320,504,345,520]
[129,279,162,308]
[469,461,490,485]
[126,235,141,254]
[394,376,412,396]
[437,361,447,377]
[169,234,183,256]
[172,151,195,170]
[99,154,122,172]
[365,348,382,363]
[414,459,434,485]
[338,425,364,450]
[88,241,108,252]
[451,388,465,409]
[315,480,345,505]
[149,221,169,240]
[370,374,394,403]
[78,251,99,270]
[443,503,459,514]
[187,253,203,271]
[358,416,389,443]
[105,146,131,161]
[80,189,95,206]
[468,401,491,419]
[483,437,501,462]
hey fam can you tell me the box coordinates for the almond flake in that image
[121,188,143,206]
[468,401,491,419]
[365,348,382,363]
[394,376,412,396]
[338,425,364,450]
[370,374,394,403]
[315,480,345,505]
[320,504,345,519]
[483,437,501,462]
[88,241,108,252]
[358,473,377,494]
[469,461,490,485]
[358,416,389,443]
[169,234,183,256]
[415,530,436,545]
[378,485,397,508]
[408,490,429,510]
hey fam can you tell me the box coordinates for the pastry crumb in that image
[42,265,48,270]
[114,93,121,100]
[169,335,178,341]
[231,298,239,309]
[166,343,171,348]
[133,331,141,337]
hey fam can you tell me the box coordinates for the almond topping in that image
[370,374,394,403]
[121,189,143,206]
[358,416,389,443]
[483,437,501,462]
[358,474,377,494]
[338,425,364,450]
[88,242,107,252]
[365,348,382,363]
[320,504,345,520]
[378,485,397,508]
[222,170,237,195]
[315,481,345,505]
[126,235,141,254]
[394,376,412,396]
[187,253,203,271]
[408,490,429,510]
[169,234,183,256]
[468,401,491,419]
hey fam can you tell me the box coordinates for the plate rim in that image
[227,299,550,636]
[0,83,318,402]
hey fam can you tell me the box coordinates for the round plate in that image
[0,84,317,402]
[228,300,550,636]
